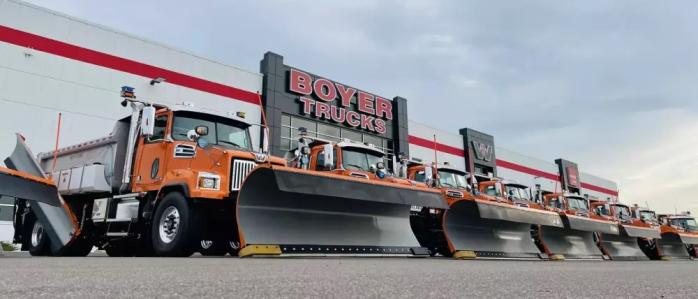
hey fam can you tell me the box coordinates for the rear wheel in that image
[226,241,240,257]
[199,240,227,256]
[151,192,198,257]
[28,218,50,256]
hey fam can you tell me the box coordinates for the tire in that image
[151,192,198,257]
[199,240,227,256]
[226,240,240,257]
[28,218,50,256]
[56,238,94,257]
[105,242,132,257]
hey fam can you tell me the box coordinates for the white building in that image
[0,0,619,242]
[0,0,262,241]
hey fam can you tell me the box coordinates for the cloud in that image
[24,0,698,214]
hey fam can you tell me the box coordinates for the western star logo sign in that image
[288,68,392,134]
[566,165,579,187]
[471,140,493,162]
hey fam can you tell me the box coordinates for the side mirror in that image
[424,166,433,181]
[262,127,270,153]
[322,144,333,168]
[495,182,503,197]
[140,106,156,136]
[187,129,209,148]
[187,130,198,141]
[195,125,209,136]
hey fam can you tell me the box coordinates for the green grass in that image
[1,241,16,251]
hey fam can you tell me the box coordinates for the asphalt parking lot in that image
[1,252,696,298]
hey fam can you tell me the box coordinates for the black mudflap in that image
[657,233,691,260]
[538,226,604,260]
[236,167,444,256]
[598,233,650,260]
[442,200,542,259]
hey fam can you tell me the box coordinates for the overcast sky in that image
[25,0,698,215]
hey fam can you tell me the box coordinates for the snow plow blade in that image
[476,201,564,228]
[564,215,620,235]
[656,233,692,260]
[598,230,650,260]
[535,215,619,260]
[538,226,604,260]
[620,225,661,239]
[236,166,447,256]
[442,200,544,259]
[1,134,79,254]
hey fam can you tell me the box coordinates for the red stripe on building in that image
[494,159,559,181]
[0,25,259,104]
[580,183,619,197]
[408,135,465,157]
[408,135,618,196]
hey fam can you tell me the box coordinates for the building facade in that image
[0,0,618,242]
[260,52,410,159]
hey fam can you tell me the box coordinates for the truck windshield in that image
[505,185,531,201]
[671,218,698,231]
[342,148,383,172]
[172,113,251,150]
[640,211,657,222]
[567,197,589,211]
[614,205,631,221]
[438,170,468,189]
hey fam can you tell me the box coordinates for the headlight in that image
[198,172,221,190]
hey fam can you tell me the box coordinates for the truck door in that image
[132,112,170,192]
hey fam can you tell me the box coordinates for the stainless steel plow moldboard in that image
[620,225,661,239]
[237,167,447,255]
[2,134,77,253]
[538,226,604,259]
[475,201,564,228]
[443,200,543,259]
[598,232,649,260]
[564,215,619,235]
[656,233,692,260]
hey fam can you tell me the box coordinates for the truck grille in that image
[231,159,257,191]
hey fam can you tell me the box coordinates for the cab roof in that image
[502,182,529,189]
[169,103,252,126]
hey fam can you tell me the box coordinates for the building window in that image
[279,114,393,157]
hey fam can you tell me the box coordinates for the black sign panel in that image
[555,159,581,193]
[260,52,410,157]
[460,128,496,178]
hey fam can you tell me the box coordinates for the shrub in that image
[1,241,15,251]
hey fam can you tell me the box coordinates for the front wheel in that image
[28,218,50,256]
[151,192,199,257]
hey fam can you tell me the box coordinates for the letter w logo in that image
[471,141,493,162]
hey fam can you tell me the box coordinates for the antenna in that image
[432,134,439,167]
[50,112,62,177]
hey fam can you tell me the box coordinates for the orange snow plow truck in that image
[0,88,446,257]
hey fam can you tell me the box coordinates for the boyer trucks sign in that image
[288,68,392,135]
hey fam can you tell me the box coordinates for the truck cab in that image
[10,93,286,257]
[659,214,698,233]
[407,162,473,205]
[543,194,592,217]
[288,131,422,188]
[478,180,544,209]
